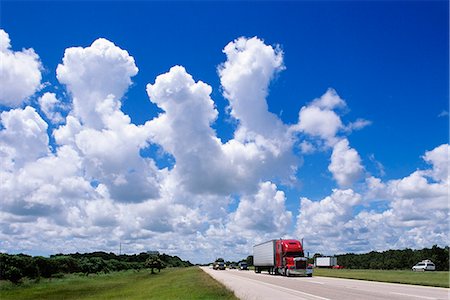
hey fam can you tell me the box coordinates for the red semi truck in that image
[253,239,312,277]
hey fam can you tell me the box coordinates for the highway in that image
[201,267,449,300]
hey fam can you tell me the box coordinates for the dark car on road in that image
[213,261,225,270]
[238,262,248,270]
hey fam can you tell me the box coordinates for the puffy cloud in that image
[147,65,231,194]
[0,106,49,169]
[328,139,364,187]
[364,176,387,199]
[296,144,449,254]
[229,181,292,235]
[291,90,368,187]
[56,38,138,128]
[2,32,446,263]
[296,189,362,253]
[310,88,346,110]
[57,96,163,203]
[38,92,66,123]
[73,121,161,202]
[0,145,94,218]
[422,143,449,182]
[292,88,371,152]
[291,88,345,147]
[217,37,298,189]
[389,171,445,201]
[0,29,42,107]
[347,209,448,252]
[147,64,298,195]
[146,65,219,155]
[53,115,82,146]
[54,38,161,203]
[218,36,287,140]
[296,105,342,144]
[0,36,300,260]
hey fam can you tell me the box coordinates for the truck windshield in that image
[285,251,304,257]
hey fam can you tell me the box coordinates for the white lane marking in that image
[316,276,448,290]
[306,280,325,285]
[240,276,331,300]
[389,292,439,299]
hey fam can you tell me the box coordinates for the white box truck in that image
[315,256,337,268]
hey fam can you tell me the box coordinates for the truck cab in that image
[276,239,312,277]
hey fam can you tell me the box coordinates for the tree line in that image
[320,245,449,271]
[0,251,193,284]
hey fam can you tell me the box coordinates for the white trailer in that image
[315,256,337,268]
[253,240,276,268]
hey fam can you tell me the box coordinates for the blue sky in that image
[0,1,448,263]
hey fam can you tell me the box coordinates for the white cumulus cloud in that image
[296,144,449,254]
[229,181,292,235]
[56,38,138,128]
[296,189,362,254]
[1,31,446,264]
[38,92,66,123]
[0,29,42,107]
[219,36,287,141]
[54,38,161,203]
[147,63,298,195]
[422,143,449,183]
[0,106,49,169]
[291,88,345,148]
[328,138,364,187]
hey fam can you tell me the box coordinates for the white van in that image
[412,260,436,271]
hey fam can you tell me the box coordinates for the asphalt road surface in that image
[201,267,449,300]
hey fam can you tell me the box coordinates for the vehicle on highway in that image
[213,261,226,270]
[412,260,436,271]
[228,263,237,269]
[332,265,344,269]
[315,256,337,268]
[253,239,313,277]
[238,262,248,270]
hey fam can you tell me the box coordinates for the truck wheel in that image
[307,273,312,277]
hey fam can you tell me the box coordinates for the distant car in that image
[412,260,435,271]
[214,261,225,270]
[229,264,237,269]
[332,265,345,269]
[238,262,248,270]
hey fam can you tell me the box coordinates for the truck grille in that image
[295,260,306,269]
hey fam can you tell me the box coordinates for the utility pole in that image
[119,242,122,256]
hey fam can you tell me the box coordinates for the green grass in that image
[313,268,449,288]
[0,267,238,300]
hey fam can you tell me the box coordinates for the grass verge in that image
[313,268,449,288]
[0,267,238,300]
